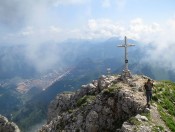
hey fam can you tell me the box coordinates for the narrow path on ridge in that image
[150,104,170,132]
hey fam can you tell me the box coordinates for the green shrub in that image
[77,95,95,107]
[68,109,73,113]
[128,117,141,126]
[152,125,164,132]
[102,84,120,95]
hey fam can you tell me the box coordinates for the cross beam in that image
[118,36,135,78]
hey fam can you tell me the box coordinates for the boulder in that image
[0,115,20,132]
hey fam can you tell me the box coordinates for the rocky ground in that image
[121,104,170,132]
[0,115,20,132]
[1,74,171,132]
[38,74,171,132]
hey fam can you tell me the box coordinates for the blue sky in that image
[1,0,175,43]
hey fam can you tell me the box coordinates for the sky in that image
[1,0,175,71]
[0,0,175,43]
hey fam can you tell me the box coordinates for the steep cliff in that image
[39,75,172,132]
[39,75,175,132]
[0,115,20,132]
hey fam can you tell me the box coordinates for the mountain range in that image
[0,37,175,131]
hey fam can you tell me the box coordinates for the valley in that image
[0,38,175,131]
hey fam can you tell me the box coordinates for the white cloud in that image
[19,27,34,37]
[102,0,111,8]
[129,18,161,34]
[82,18,175,71]
[49,26,62,33]
[82,18,162,42]
[2,0,175,73]
[86,19,125,39]
[2,14,175,71]
[115,0,126,10]
[136,17,175,71]
[167,17,175,29]
[53,0,87,6]
[88,19,97,30]
[2,18,163,43]
[128,18,162,42]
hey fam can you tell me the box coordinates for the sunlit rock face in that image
[39,75,149,131]
[0,115,20,132]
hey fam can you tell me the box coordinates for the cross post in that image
[118,36,135,79]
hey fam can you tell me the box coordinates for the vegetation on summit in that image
[153,81,175,131]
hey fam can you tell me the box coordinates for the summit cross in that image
[118,36,135,78]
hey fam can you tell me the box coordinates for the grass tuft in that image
[77,95,95,107]
[153,81,175,131]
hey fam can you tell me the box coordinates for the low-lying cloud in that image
[1,0,175,73]
[143,19,175,70]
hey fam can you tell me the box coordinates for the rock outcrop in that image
[0,115,20,132]
[121,114,152,132]
[39,75,151,131]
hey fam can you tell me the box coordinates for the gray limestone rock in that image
[0,115,20,132]
[144,108,151,113]
[39,75,150,132]
[86,110,99,131]
[138,125,152,132]
[135,114,148,122]
[47,93,73,122]
[121,122,134,132]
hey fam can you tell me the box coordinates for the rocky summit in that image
[0,115,20,132]
[39,74,159,132]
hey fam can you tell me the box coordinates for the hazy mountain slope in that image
[0,38,174,81]
[1,38,175,131]
[12,59,117,131]
[0,45,37,79]
[0,85,21,118]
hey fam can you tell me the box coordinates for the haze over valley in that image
[1,0,175,131]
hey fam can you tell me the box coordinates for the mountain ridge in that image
[39,74,172,132]
[1,74,175,132]
[1,37,175,131]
